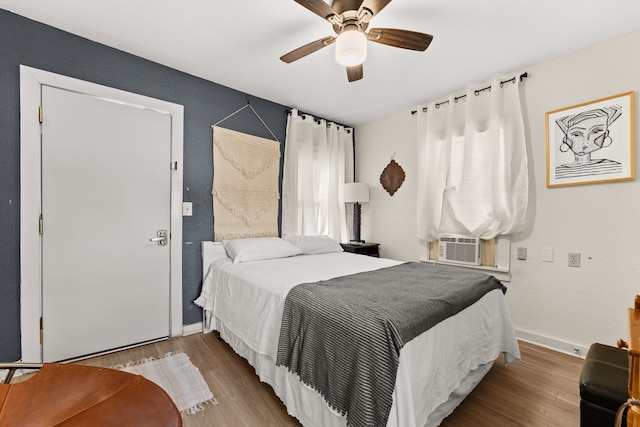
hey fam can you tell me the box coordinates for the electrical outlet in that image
[517,247,527,260]
[568,253,580,267]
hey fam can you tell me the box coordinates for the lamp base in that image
[352,202,363,243]
[349,239,366,245]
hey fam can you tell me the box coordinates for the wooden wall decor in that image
[380,158,406,196]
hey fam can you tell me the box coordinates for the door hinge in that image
[38,106,43,123]
[39,214,43,235]
[40,317,43,345]
[172,161,178,171]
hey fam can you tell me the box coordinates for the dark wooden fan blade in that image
[294,0,337,20]
[367,28,433,51]
[347,64,363,82]
[359,0,393,16]
[280,36,336,63]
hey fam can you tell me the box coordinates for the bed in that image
[195,237,520,427]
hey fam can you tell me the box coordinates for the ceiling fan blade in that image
[367,28,433,51]
[347,64,363,82]
[294,0,337,20]
[280,36,336,63]
[359,0,393,16]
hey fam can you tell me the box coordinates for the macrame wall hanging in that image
[211,101,281,241]
[380,154,406,196]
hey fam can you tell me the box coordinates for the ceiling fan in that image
[280,0,433,82]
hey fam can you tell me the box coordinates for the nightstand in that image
[340,242,380,257]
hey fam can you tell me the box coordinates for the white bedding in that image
[196,241,520,427]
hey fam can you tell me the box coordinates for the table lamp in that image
[343,182,369,243]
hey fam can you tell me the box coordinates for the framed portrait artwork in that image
[545,91,635,188]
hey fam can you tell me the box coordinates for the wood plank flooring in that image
[440,341,584,426]
[72,333,583,427]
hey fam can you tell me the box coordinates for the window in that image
[416,76,527,277]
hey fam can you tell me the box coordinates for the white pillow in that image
[285,235,344,255]
[204,242,231,263]
[222,237,302,263]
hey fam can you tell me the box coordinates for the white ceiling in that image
[2,0,640,125]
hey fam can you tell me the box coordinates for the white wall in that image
[355,109,424,261]
[355,29,640,356]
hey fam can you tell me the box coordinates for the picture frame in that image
[545,91,635,188]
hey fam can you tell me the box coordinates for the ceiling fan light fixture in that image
[335,29,367,66]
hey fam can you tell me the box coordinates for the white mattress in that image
[196,242,520,427]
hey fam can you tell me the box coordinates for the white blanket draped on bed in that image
[195,244,520,427]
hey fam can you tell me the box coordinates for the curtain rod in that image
[287,108,352,133]
[411,72,528,115]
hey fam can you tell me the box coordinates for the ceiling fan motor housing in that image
[332,0,365,15]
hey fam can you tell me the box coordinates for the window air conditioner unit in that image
[438,235,481,266]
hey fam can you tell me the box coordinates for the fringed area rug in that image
[113,351,216,415]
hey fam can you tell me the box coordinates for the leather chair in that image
[0,363,182,426]
[580,343,628,427]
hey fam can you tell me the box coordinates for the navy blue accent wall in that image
[0,9,288,361]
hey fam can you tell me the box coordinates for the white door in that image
[41,85,171,362]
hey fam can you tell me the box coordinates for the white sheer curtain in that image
[417,77,528,243]
[282,109,354,241]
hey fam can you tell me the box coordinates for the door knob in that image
[150,230,168,246]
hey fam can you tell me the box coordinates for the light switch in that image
[182,202,193,216]
[542,248,553,262]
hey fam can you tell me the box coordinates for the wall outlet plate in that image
[517,247,527,260]
[568,253,580,267]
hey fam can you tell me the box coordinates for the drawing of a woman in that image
[554,105,622,179]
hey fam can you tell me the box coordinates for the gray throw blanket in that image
[276,262,506,427]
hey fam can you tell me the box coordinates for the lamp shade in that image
[344,182,369,203]
[335,30,367,66]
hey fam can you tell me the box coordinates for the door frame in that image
[19,65,184,362]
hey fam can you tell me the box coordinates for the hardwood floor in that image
[440,341,584,426]
[73,333,584,427]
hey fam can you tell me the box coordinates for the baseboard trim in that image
[516,329,589,358]
[182,322,203,336]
